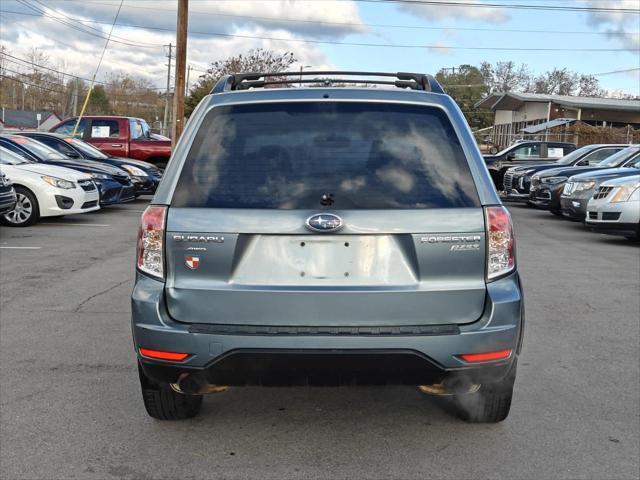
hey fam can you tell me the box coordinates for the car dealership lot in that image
[0,200,638,480]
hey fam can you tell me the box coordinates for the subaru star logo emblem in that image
[305,213,343,233]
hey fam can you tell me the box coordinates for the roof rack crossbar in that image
[210,71,444,94]
[237,78,421,90]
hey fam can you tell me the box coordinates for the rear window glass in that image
[172,102,479,209]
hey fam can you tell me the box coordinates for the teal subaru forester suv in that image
[132,71,524,422]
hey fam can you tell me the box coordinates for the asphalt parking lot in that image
[0,199,638,480]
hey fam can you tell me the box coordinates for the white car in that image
[0,146,100,227]
[586,174,640,241]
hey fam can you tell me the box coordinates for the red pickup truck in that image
[49,116,172,167]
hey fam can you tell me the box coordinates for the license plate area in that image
[230,235,417,286]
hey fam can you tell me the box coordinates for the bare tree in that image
[481,61,530,93]
[532,68,578,95]
[185,48,297,116]
[578,75,604,97]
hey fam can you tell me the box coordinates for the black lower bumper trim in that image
[139,349,513,387]
[188,323,460,336]
[586,222,639,237]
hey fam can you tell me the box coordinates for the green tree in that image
[185,49,297,117]
[436,65,491,129]
[86,85,111,114]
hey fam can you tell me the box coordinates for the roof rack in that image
[210,71,444,94]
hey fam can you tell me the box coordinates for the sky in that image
[0,0,639,96]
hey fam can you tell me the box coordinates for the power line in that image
[136,27,636,52]
[0,67,163,100]
[4,17,100,52]
[354,0,640,14]
[72,0,125,135]
[592,67,640,76]
[27,0,164,48]
[15,0,144,48]
[2,10,630,52]
[172,0,640,13]
[13,0,163,49]
[1,52,165,90]
[50,1,640,37]
[1,74,160,107]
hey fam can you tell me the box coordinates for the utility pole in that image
[172,0,188,144]
[185,64,192,97]
[72,79,78,116]
[163,43,173,137]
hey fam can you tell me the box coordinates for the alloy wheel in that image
[4,193,33,225]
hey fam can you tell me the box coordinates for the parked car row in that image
[0,147,99,226]
[48,115,172,168]
[484,140,577,189]
[0,130,163,226]
[498,144,640,241]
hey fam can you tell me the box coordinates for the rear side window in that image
[579,147,623,166]
[52,119,86,138]
[172,102,479,209]
[129,120,144,140]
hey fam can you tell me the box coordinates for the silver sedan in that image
[586,174,640,240]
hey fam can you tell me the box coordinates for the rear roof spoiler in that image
[210,71,445,94]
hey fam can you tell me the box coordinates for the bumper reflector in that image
[139,348,189,362]
[459,349,512,363]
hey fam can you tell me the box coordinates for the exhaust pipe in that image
[171,374,228,395]
[418,377,480,396]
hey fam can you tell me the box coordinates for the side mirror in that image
[506,153,516,161]
[66,151,80,159]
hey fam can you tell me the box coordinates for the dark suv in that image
[484,140,576,190]
[502,144,626,201]
[132,71,524,423]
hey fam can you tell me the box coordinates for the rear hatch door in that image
[165,101,487,327]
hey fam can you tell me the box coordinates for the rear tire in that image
[453,360,516,423]
[138,363,203,420]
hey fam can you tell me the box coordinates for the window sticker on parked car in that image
[91,126,111,138]
[548,148,564,158]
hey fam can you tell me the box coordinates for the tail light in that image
[137,206,166,279]
[139,348,189,362]
[485,206,515,281]
[458,349,512,363]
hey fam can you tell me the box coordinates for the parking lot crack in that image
[74,279,130,312]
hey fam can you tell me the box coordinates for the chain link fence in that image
[475,122,639,151]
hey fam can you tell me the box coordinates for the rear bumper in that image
[0,189,17,214]
[132,272,524,386]
[500,189,529,202]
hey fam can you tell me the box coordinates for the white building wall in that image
[494,110,512,125]
[511,102,548,123]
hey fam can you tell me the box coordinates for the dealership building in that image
[476,92,640,147]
